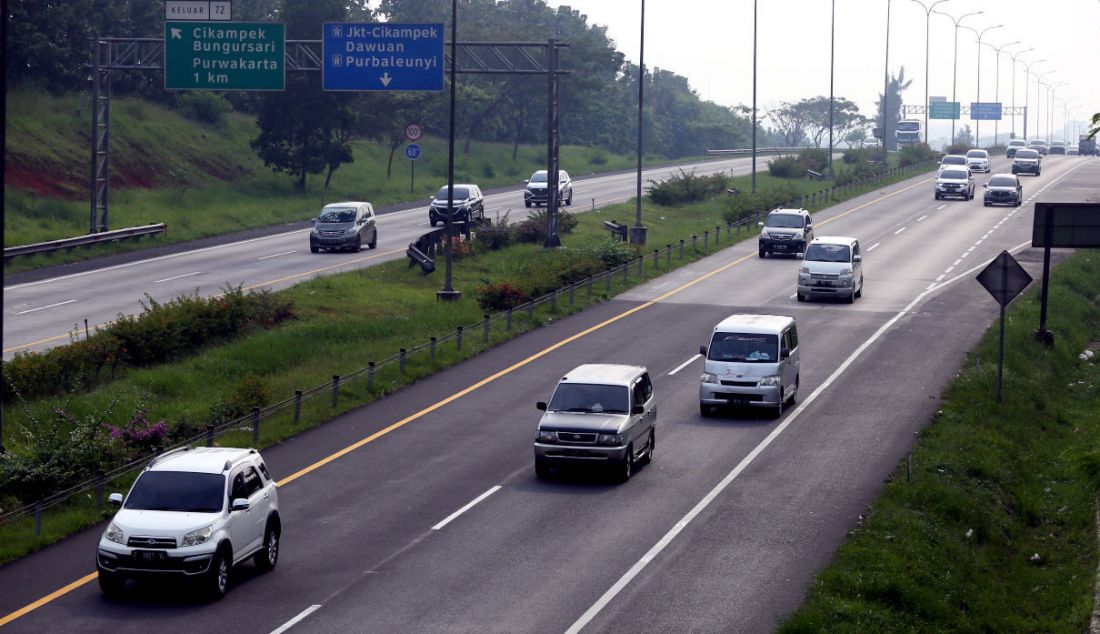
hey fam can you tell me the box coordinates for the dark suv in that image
[1011,149,1041,176]
[758,208,813,258]
[983,174,1023,207]
[429,184,484,227]
[524,170,573,208]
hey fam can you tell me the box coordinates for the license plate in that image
[815,281,831,287]
[133,550,167,562]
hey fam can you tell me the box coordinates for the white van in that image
[698,314,800,418]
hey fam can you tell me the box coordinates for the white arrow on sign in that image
[380,72,392,87]
[171,28,183,39]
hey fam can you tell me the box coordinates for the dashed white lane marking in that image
[14,299,76,315]
[258,250,297,261]
[917,215,928,222]
[153,271,201,284]
[960,252,970,258]
[669,354,702,376]
[894,227,907,235]
[935,274,945,282]
[269,605,323,634]
[867,243,880,252]
[966,246,976,253]
[936,204,946,210]
[432,486,502,531]
[945,266,955,274]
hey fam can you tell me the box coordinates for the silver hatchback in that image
[533,364,656,481]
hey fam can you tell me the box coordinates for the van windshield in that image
[707,333,779,363]
[765,214,804,228]
[804,243,851,262]
[547,383,629,413]
[318,208,356,223]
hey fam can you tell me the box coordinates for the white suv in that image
[96,447,280,600]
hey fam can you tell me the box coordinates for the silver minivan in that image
[797,236,864,303]
[699,315,800,417]
[534,364,656,481]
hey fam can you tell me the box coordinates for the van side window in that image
[853,242,861,257]
[230,472,247,500]
[632,380,645,408]
[640,373,653,401]
[788,325,799,350]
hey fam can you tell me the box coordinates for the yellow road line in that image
[0,173,928,626]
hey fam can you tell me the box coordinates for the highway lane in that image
[0,155,1094,633]
[2,154,764,358]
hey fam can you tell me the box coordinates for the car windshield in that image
[989,176,1017,187]
[435,186,469,200]
[897,122,919,131]
[547,383,629,413]
[1009,141,1026,146]
[942,156,966,164]
[804,243,851,262]
[765,214,804,228]
[124,471,225,513]
[1029,141,1044,146]
[529,171,548,183]
[708,332,779,363]
[966,150,988,158]
[318,208,356,223]
[939,169,969,180]
[1051,142,1064,146]
[1016,150,1038,159]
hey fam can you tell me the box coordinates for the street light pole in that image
[882,0,891,152]
[1035,70,1054,141]
[985,40,1019,146]
[828,0,835,172]
[1047,82,1064,144]
[910,0,953,144]
[438,0,461,302]
[1007,47,1033,140]
[751,0,757,194]
[1021,59,1045,139]
[934,9,982,144]
[632,0,647,245]
[961,23,1003,148]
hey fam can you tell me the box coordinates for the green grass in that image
[779,252,1100,633]
[0,158,939,565]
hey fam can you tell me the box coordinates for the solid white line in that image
[565,259,969,634]
[669,354,702,376]
[936,204,946,210]
[269,605,323,634]
[258,250,297,261]
[432,486,501,531]
[917,215,928,222]
[153,271,201,284]
[14,299,76,315]
[867,243,880,252]
[894,227,907,235]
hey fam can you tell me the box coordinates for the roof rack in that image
[145,445,193,470]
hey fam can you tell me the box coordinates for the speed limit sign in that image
[405,124,423,142]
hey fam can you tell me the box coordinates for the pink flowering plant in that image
[102,408,168,456]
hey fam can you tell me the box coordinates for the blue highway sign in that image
[406,143,422,161]
[970,102,1002,121]
[323,23,444,91]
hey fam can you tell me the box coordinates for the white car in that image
[96,447,281,599]
[965,149,991,173]
[935,168,975,200]
[938,154,968,172]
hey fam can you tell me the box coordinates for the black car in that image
[1011,149,1041,176]
[983,174,1023,207]
[309,202,378,253]
[524,170,573,208]
[429,184,484,227]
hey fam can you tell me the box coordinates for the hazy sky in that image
[546,0,1099,144]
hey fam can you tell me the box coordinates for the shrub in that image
[513,208,578,243]
[474,281,528,311]
[836,161,878,186]
[473,211,513,252]
[178,92,231,126]
[796,148,830,173]
[480,160,496,179]
[842,147,886,165]
[945,142,971,155]
[899,142,939,167]
[584,238,638,268]
[767,155,800,178]
[589,150,608,165]
[721,184,801,225]
[647,169,731,205]
[102,409,169,459]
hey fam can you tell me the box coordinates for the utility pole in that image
[910,0,953,144]
[632,0,647,245]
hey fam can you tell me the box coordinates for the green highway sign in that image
[164,21,285,90]
[929,100,960,120]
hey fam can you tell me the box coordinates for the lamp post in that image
[1062,97,1079,145]
[1006,47,1033,139]
[1046,82,1065,144]
[909,0,953,144]
[984,39,1019,146]
[961,23,1003,148]
[438,0,461,302]
[1021,58,1045,139]
[934,9,982,144]
[751,0,758,194]
[1034,70,1054,141]
[632,0,647,245]
[882,0,892,152]
[828,0,835,172]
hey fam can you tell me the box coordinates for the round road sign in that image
[405,124,423,142]
[405,143,422,161]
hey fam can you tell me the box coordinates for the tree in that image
[1089,113,1100,140]
[844,128,867,148]
[874,67,913,151]
[767,102,809,147]
[954,124,974,146]
[789,96,869,148]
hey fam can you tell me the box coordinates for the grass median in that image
[779,251,1100,633]
[0,159,938,565]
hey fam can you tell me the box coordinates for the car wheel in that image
[639,429,655,465]
[758,247,766,259]
[774,389,785,418]
[983,201,990,207]
[98,570,125,597]
[368,228,377,249]
[699,403,712,417]
[1015,199,1022,207]
[855,278,863,298]
[535,458,551,480]
[567,191,573,206]
[204,550,229,600]
[430,218,438,227]
[309,244,319,254]
[524,201,532,208]
[787,377,799,405]
[934,193,940,200]
[254,522,280,572]
[617,446,634,482]
[846,289,855,304]
[796,292,805,302]
[351,235,361,252]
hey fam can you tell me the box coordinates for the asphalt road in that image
[0,155,1095,633]
[3,154,767,358]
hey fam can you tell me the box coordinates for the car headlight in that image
[759,229,769,238]
[182,525,213,547]
[597,433,624,446]
[104,522,125,545]
[346,227,359,235]
[700,372,718,383]
[799,266,810,274]
[839,268,852,276]
[758,375,782,386]
[537,430,556,443]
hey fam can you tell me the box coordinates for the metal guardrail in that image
[4,224,167,262]
[706,146,814,155]
[0,159,940,532]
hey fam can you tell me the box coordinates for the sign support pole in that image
[1035,206,1054,345]
[438,0,460,301]
[996,299,1005,403]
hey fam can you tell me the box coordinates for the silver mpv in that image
[699,315,800,418]
[533,364,656,481]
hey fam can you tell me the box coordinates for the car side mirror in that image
[523,179,529,184]
[983,183,988,188]
[699,345,707,356]
[757,221,764,227]
[108,493,124,506]
[231,498,250,512]
[631,404,645,415]
[780,347,790,360]
[805,223,812,230]
[536,401,547,411]
[854,255,862,262]
[310,217,317,223]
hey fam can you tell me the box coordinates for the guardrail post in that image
[332,375,340,406]
[606,270,612,292]
[692,235,697,252]
[726,224,732,240]
[206,424,214,447]
[251,407,261,443]
[623,262,629,284]
[527,300,535,320]
[367,362,375,391]
[653,249,659,270]
[430,336,437,359]
[399,348,407,374]
[550,289,557,312]
[294,390,302,423]
[34,501,42,536]
[483,316,491,342]
[569,283,575,306]
[587,275,594,298]
[716,225,721,245]
[679,239,684,258]
[666,245,671,268]
[506,309,513,331]
[704,230,709,250]
[636,256,643,276]
[95,470,105,510]
[456,325,464,351]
